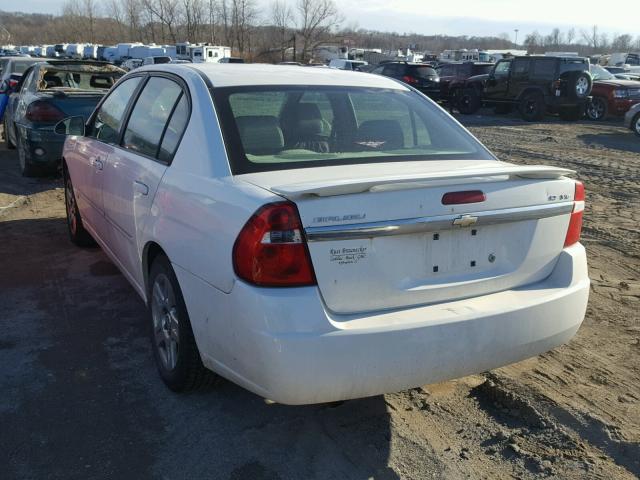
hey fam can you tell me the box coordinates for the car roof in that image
[158,63,409,89]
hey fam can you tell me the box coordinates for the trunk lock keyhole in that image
[488,253,496,263]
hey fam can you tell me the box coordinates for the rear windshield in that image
[38,67,124,92]
[410,66,437,78]
[10,61,36,74]
[212,86,495,174]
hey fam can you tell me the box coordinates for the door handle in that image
[134,180,149,196]
[92,157,104,170]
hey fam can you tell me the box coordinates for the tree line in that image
[1,1,639,62]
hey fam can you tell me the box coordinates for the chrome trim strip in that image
[304,202,574,242]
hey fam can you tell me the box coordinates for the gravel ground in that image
[0,114,638,480]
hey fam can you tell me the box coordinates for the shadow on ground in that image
[0,216,400,480]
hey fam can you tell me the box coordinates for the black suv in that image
[370,62,440,99]
[457,56,592,121]
[436,62,494,103]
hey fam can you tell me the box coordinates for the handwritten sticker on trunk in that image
[330,247,368,265]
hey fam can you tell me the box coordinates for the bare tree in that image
[271,0,294,61]
[566,28,575,45]
[183,0,205,41]
[581,25,600,50]
[296,0,342,62]
[142,0,181,43]
[611,34,632,51]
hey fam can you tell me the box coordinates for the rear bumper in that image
[176,244,589,405]
[20,126,64,165]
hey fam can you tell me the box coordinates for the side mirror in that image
[55,116,85,136]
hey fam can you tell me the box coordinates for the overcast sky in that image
[5,0,638,39]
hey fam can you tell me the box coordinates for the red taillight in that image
[8,79,19,89]
[233,202,316,287]
[564,180,585,247]
[402,75,418,84]
[25,101,65,123]
[442,190,486,205]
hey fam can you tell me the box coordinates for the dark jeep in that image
[436,61,494,104]
[456,56,592,121]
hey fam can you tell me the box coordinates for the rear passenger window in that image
[122,77,182,158]
[512,59,529,78]
[158,94,189,163]
[532,59,556,79]
[90,76,142,144]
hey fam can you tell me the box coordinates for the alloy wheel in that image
[576,77,589,96]
[151,273,180,371]
[634,115,640,135]
[587,99,605,120]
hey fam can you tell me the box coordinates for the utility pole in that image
[514,29,519,47]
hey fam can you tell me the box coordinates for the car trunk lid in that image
[239,160,577,314]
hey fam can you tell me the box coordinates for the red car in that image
[587,65,640,120]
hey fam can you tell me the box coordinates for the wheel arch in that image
[142,241,169,299]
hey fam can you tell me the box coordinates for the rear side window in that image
[531,59,557,79]
[90,76,142,144]
[512,59,530,78]
[122,77,183,159]
[158,94,189,162]
[472,64,493,76]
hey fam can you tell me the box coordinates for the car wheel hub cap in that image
[576,78,588,96]
[151,274,179,371]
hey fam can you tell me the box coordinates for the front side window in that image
[122,77,183,158]
[89,76,142,144]
[213,85,495,174]
[493,60,511,77]
[590,65,614,81]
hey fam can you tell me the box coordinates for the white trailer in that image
[66,43,86,59]
[83,45,99,59]
[189,45,231,63]
[102,47,120,63]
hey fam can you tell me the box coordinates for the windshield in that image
[213,86,495,174]
[38,67,124,92]
[590,65,615,81]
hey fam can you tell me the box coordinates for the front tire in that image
[148,254,216,392]
[3,117,15,149]
[519,92,546,121]
[457,88,481,114]
[63,165,95,247]
[586,97,607,121]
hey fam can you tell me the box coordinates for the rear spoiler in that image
[271,165,575,198]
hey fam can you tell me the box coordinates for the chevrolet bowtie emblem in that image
[452,215,478,227]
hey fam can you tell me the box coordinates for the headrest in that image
[356,120,404,150]
[295,103,324,136]
[236,115,284,155]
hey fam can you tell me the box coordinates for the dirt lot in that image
[0,114,638,480]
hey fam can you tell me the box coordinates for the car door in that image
[484,59,512,101]
[72,76,143,235]
[101,74,190,290]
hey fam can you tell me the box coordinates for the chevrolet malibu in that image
[57,64,589,404]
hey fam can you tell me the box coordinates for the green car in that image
[4,60,125,176]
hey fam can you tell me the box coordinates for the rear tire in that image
[457,88,481,114]
[586,97,607,121]
[3,117,15,149]
[519,92,546,121]
[63,164,95,247]
[148,254,217,392]
[17,132,41,177]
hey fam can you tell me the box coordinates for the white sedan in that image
[57,64,589,404]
